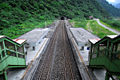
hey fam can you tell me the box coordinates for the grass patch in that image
[0,20,53,39]
[88,20,116,38]
[100,20,120,32]
[70,20,116,38]
[70,20,88,28]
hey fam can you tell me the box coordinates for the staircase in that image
[89,35,120,80]
[0,36,26,80]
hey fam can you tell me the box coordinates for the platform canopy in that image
[89,35,119,44]
[0,35,26,45]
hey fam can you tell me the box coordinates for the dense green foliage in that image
[0,0,110,30]
[97,0,120,17]
[71,20,116,38]
[1,20,52,39]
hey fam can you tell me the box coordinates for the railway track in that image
[32,20,82,80]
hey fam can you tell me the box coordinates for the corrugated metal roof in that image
[0,35,5,39]
[89,35,119,44]
[0,35,26,45]
[13,39,26,44]
[107,35,118,39]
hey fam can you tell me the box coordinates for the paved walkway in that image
[95,19,120,35]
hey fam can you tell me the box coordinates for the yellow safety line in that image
[71,38,92,80]
[21,39,48,79]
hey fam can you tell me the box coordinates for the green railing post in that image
[3,40,7,57]
[105,72,110,80]
[109,43,113,60]
[97,44,99,57]
[89,44,93,60]
[1,42,4,60]
[23,46,26,65]
[106,41,109,56]
[0,46,2,60]
[15,45,18,57]
[4,71,8,80]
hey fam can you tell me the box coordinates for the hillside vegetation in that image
[0,0,110,30]
[97,0,120,17]
[1,20,52,39]
[100,19,120,31]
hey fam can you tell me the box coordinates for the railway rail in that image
[32,20,82,80]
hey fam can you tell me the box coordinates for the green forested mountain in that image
[0,0,110,30]
[97,0,120,17]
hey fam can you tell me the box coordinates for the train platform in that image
[6,21,59,80]
[70,28,100,62]
[64,20,107,80]
[67,25,111,79]
[18,28,50,50]
[4,20,118,80]
[8,38,49,80]
[7,28,50,80]
[27,20,82,80]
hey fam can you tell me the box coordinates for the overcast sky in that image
[106,0,120,4]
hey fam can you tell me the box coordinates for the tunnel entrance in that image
[61,17,65,20]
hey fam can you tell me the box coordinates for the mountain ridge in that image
[97,0,120,17]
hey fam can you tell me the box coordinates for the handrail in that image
[0,49,25,63]
[0,56,9,63]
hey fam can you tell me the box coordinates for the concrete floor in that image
[18,28,50,47]
[93,69,106,80]
[70,28,99,44]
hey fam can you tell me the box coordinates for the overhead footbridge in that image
[0,36,26,80]
[89,35,120,80]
